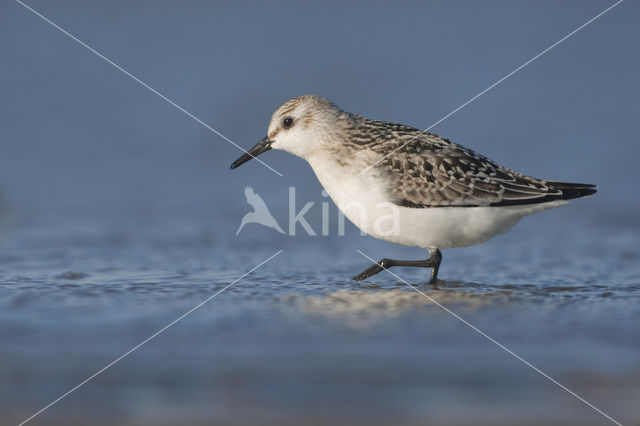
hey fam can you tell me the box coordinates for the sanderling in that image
[231,95,596,284]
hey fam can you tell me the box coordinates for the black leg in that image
[353,249,442,284]
[428,248,442,284]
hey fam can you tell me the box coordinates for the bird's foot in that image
[352,268,378,281]
[352,260,390,281]
[352,250,442,283]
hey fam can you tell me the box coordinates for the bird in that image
[236,186,285,236]
[230,95,596,284]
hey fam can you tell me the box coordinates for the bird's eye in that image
[283,117,294,129]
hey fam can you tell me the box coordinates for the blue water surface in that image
[1,1,639,425]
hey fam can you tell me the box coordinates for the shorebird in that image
[231,95,596,284]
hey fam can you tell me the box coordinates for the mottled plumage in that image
[345,118,596,208]
[231,94,597,283]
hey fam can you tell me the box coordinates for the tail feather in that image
[547,181,597,200]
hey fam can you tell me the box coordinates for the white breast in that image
[307,154,568,249]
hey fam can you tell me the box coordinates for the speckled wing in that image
[355,121,596,208]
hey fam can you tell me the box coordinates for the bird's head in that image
[230,95,350,169]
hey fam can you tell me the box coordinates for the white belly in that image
[308,156,568,249]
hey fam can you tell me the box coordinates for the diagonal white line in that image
[359,0,624,176]
[356,250,623,426]
[18,249,284,426]
[15,0,283,177]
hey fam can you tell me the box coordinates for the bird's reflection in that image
[281,281,622,327]
[281,286,496,326]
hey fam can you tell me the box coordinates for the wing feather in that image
[351,120,595,208]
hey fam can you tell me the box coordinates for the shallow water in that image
[2,1,640,424]
[1,212,639,426]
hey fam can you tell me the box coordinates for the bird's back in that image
[345,119,596,208]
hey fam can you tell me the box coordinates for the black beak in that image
[230,136,274,169]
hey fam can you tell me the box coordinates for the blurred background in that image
[1,1,638,425]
